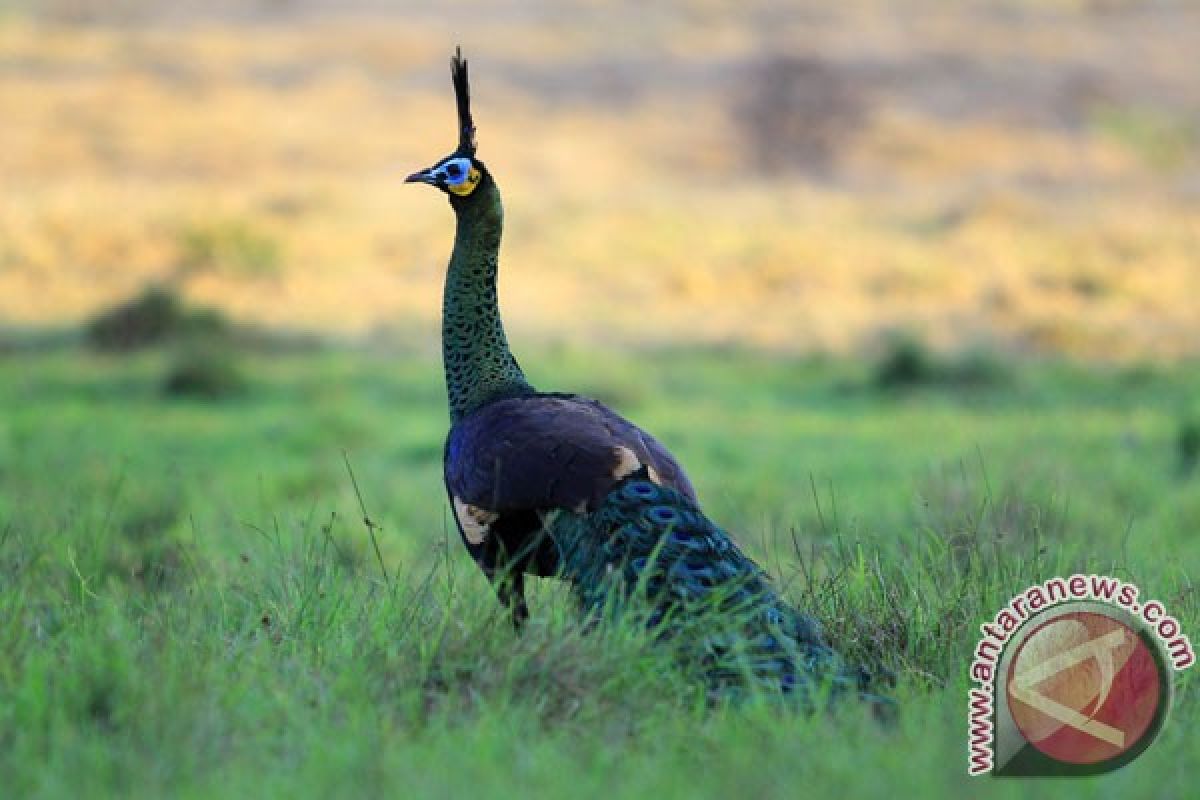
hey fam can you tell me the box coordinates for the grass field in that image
[2,1,1199,796]
[1,340,1197,797]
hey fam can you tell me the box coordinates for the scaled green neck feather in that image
[442,176,534,422]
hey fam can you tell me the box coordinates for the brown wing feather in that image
[444,393,696,515]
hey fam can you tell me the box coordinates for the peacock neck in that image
[442,176,534,422]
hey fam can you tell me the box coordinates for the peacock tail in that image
[546,469,890,712]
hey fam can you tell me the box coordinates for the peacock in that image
[406,49,888,710]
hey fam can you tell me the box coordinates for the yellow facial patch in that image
[447,166,481,196]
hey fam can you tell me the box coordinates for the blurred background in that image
[3,4,1199,794]
[3,0,1198,357]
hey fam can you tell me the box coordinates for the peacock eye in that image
[445,163,463,178]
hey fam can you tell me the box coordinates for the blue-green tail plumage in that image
[547,470,891,712]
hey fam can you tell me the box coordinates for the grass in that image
[0,341,1196,798]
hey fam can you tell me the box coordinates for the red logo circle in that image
[1005,610,1163,765]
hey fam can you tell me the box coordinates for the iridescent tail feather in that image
[547,469,894,714]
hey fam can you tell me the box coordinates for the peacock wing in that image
[444,393,695,517]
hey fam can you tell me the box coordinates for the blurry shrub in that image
[175,219,282,280]
[734,55,867,176]
[947,348,1012,388]
[87,285,261,398]
[1090,105,1197,171]
[873,335,1009,390]
[873,335,936,388]
[1178,417,1200,476]
[162,340,246,399]
[85,285,230,351]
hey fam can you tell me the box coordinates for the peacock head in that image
[405,48,488,203]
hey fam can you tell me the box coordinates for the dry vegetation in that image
[2,0,1199,358]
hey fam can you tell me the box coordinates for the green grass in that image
[0,342,1197,798]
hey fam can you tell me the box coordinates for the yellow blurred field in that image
[2,2,1199,358]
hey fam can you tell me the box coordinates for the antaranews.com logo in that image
[967,574,1194,777]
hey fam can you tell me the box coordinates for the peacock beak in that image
[405,167,438,185]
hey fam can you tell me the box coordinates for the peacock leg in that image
[488,565,530,630]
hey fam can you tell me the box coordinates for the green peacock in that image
[406,49,889,711]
